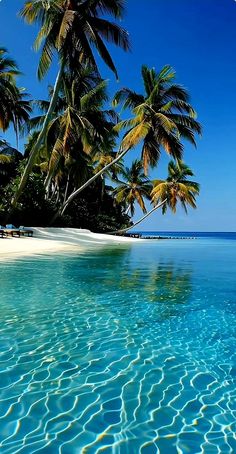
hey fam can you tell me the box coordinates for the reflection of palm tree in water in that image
[8,248,192,323]
[143,263,192,320]
[98,258,193,321]
[144,263,191,301]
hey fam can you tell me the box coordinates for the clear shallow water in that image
[0,237,236,453]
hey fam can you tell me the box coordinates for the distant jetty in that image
[124,233,196,240]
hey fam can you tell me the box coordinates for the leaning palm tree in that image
[56,64,202,216]
[114,65,202,173]
[12,0,130,206]
[113,159,152,216]
[111,160,200,234]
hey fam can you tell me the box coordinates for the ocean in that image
[0,234,235,452]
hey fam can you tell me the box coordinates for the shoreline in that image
[0,227,142,260]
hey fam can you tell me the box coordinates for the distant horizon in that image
[134,230,236,233]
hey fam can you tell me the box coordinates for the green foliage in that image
[1,5,201,232]
[0,141,23,187]
[11,0,130,206]
[0,166,55,226]
[0,161,131,232]
[25,68,118,196]
[151,160,200,214]
[114,65,201,173]
[20,0,130,80]
[0,48,31,139]
[60,186,131,232]
[113,159,153,216]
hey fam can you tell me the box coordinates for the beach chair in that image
[0,229,5,238]
[4,224,20,237]
[19,226,34,237]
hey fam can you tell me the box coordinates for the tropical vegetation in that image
[113,161,200,234]
[0,1,201,233]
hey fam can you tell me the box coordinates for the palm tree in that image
[113,65,202,173]
[55,64,202,217]
[24,68,118,211]
[45,75,111,185]
[0,47,31,141]
[12,0,130,206]
[111,160,200,234]
[10,88,32,148]
[151,160,200,213]
[113,159,152,216]
[0,47,19,131]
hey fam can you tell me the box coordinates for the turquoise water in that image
[0,237,236,453]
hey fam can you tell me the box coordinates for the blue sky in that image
[1,0,236,231]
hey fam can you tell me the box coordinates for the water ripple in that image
[0,243,236,453]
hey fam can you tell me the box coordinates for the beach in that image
[0,227,141,259]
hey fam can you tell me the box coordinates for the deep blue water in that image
[0,236,236,453]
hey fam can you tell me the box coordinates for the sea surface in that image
[0,233,236,453]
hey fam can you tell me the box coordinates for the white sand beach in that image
[0,227,141,259]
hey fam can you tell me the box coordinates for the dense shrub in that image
[0,169,131,232]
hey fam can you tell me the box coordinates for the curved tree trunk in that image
[11,64,64,207]
[44,172,53,197]
[125,204,131,215]
[50,147,131,223]
[108,199,167,235]
[49,183,57,202]
[63,171,71,203]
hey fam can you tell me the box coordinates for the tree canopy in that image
[0,2,201,233]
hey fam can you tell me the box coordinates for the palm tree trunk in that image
[108,199,167,235]
[15,120,19,150]
[55,186,60,203]
[44,172,53,197]
[49,183,56,202]
[11,64,64,207]
[125,205,131,215]
[63,171,71,203]
[51,147,130,223]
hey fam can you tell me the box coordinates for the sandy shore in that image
[0,227,141,260]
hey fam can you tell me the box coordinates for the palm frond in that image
[121,121,150,151]
[90,29,118,79]
[113,88,144,110]
[89,17,130,51]
[57,10,76,49]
